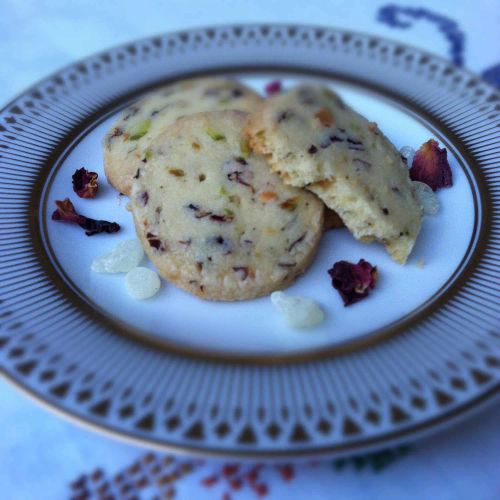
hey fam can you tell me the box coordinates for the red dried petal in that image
[409,139,452,191]
[328,259,378,306]
[252,483,269,497]
[222,464,239,477]
[279,464,294,481]
[265,80,282,96]
[229,478,243,490]
[51,198,82,224]
[52,198,120,236]
[72,167,99,198]
[201,474,218,487]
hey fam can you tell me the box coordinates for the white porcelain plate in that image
[0,25,498,459]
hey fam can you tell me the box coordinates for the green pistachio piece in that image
[206,127,226,141]
[129,119,151,141]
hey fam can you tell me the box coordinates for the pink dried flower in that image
[265,80,282,96]
[328,259,378,306]
[409,139,452,191]
[72,167,99,198]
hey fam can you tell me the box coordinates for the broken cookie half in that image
[245,84,422,263]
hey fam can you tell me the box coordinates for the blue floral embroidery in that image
[378,5,499,87]
[378,5,465,65]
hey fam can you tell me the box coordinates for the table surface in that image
[1,1,499,499]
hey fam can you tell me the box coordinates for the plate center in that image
[42,76,479,356]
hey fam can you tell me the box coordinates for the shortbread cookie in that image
[245,85,422,263]
[130,110,324,301]
[104,77,262,195]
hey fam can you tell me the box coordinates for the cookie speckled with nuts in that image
[104,77,263,195]
[130,110,324,301]
[245,85,422,263]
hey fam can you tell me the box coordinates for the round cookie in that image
[130,110,324,301]
[104,77,263,195]
[245,85,422,263]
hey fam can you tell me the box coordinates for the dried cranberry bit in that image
[146,232,166,251]
[233,266,250,280]
[138,191,149,206]
[72,167,99,198]
[52,198,120,236]
[410,139,452,191]
[328,259,378,306]
[265,80,282,96]
[209,213,234,223]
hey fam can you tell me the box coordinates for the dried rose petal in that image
[328,259,378,306]
[265,80,282,96]
[72,167,99,198]
[52,198,120,236]
[409,139,452,191]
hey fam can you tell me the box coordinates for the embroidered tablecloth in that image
[0,1,499,499]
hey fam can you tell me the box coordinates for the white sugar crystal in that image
[399,145,416,167]
[91,239,144,273]
[271,291,325,329]
[413,181,440,216]
[125,267,161,299]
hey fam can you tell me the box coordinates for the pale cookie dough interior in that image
[245,85,422,263]
[104,77,263,195]
[130,110,325,301]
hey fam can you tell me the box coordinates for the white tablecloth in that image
[1,1,499,499]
